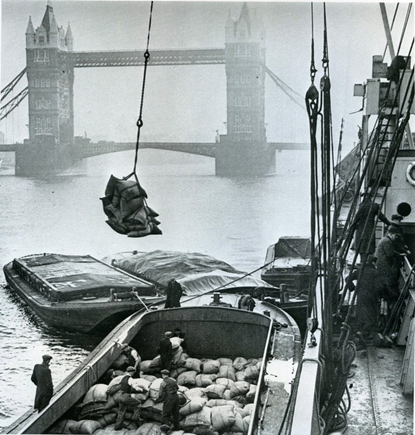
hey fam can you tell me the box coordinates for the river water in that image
[0,150,310,429]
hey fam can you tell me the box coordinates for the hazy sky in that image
[1,1,413,154]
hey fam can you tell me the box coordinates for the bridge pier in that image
[15,138,82,176]
[215,136,276,176]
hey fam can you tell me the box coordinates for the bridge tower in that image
[216,3,275,176]
[17,1,77,175]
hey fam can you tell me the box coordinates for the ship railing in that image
[247,313,275,435]
[289,274,325,434]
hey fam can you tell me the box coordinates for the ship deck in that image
[333,345,413,435]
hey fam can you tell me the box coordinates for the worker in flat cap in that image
[31,354,54,412]
[105,365,143,430]
[156,369,180,432]
[158,332,173,371]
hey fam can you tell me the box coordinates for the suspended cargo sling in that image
[100,2,161,238]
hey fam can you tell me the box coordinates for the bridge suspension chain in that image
[0,87,28,121]
[1,68,27,102]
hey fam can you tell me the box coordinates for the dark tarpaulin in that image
[273,237,312,259]
[101,175,162,238]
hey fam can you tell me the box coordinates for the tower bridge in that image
[1,2,307,176]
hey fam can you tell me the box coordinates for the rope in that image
[128,1,154,186]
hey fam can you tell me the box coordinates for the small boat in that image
[4,287,301,434]
[259,237,311,333]
[260,237,311,296]
[3,253,164,333]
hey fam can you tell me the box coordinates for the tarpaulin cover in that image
[100,175,162,238]
[113,250,276,296]
[17,254,155,301]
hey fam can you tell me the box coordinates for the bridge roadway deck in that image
[71,49,226,67]
[0,142,308,157]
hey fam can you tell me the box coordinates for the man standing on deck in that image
[156,369,180,432]
[352,193,390,264]
[375,230,408,312]
[158,331,173,371]
[31,354,54,412]
[345,255,384,347]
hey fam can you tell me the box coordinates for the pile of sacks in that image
[50,342,262,435]
[100,175,162,238]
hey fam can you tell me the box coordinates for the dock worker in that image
[120,344,141,378]
[156,369,180,432]
[345,255,384,348]
[165,279,184,308]
[352,193,390,264]
[158,331,173,371]
[106,366,142,430]
[375,229,408,314]
[31,354,54,412]
[238,294,256,311]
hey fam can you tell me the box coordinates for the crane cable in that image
[125,1,154,190]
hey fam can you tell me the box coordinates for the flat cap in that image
[42,354,52,361]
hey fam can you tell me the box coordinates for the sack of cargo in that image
[206,399,228,407]
[149,355,161,369]
[69,419,102,434]
[216,378,235,389]
[170,431,185,435]
[204,384,226,399]
[131,391,149,402]
[172,347,185,366]
[235,371,246,382]
[49,419,76,434]
[170,337,184,350]
[246,385,256,402]
[230,381,250,398]
[202,360,220,375]
[171,367,188,378]
[96,412,117,428]
[142,374,157,383]
[235,407,250,418]
[243,415,251,432]
[226,400,243,409]
[130,378,152,392]
[82,384,108,404]
[223,390,231,401]
[243,404,254,415]
[140,398,164,422]
[229,412,244,433]
[183,358,202,373]
[218,358,233,367]
[149,378,164,401]
[185,387,206,399]
[79,384,109,418]
[211,405,236,431]
[179,396,207,416]
[246,358,259,367]
[94,425,129,435]
[244,364,259,382]
[217,365,236,381]
[231,395,247,405]
[134,422,163,435]
[140,360,154,374]
[195,374,217,387]
[180,407,212,431]
[233,358,248,372]
[177,370,198,387]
